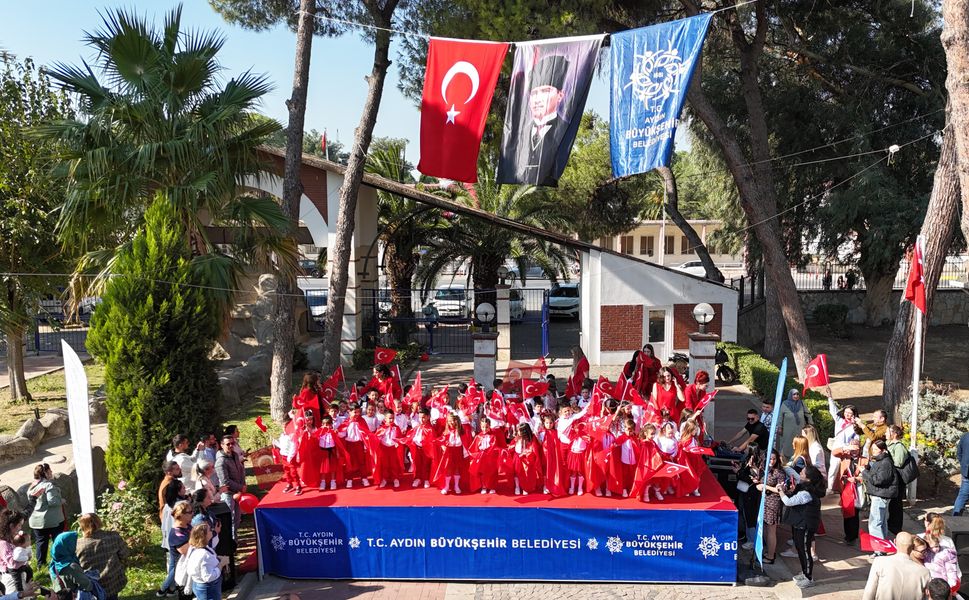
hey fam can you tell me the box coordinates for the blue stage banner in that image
[256,505,736,582]
[610,14,713,177]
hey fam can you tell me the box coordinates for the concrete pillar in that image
[472,331,499,388]
[688,332,720,434]
[496,285,511,362]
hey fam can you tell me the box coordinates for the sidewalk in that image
[0,351,88,390]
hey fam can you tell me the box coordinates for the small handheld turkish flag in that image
[374,347,397,365]
[802,355,829,393]
[403,371,422,406]
[659,462,688,478]
[533,356,549,377]
[254,416,267,433]
[684,446,714,456]
[860,531,897,554]
[349,384,359,403]
[428,386,450,410]
[322,366,344,391]
[522,378,549,399]
[694,389,719,413]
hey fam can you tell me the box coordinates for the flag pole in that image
[909,306,922,453]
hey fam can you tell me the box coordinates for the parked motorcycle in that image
[716,347,737,384]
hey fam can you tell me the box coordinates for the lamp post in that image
[497,265,509,286]
[688,302,719,438]
[471,301,499,387]
[475,302,496,333]
[692,302,715,334]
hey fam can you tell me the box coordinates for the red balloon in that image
[237,492,260,515]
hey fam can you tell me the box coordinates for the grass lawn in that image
[0,361,105,435]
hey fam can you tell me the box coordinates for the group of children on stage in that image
[272,347,716,502]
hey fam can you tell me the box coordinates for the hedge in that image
[717,342,834,443]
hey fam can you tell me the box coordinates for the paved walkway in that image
[0,351,88,390]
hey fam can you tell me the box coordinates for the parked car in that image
[672,260,706,277]
[548,283,580,319]
[299,258,321,278]
[508,264,547,282]
[426,285,470,320]
[509,288,526,321]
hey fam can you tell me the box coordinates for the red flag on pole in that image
[323,366,344,390]
[418,38,509,182]
[802,355,830,393]
[904,237,927,314]
[254,416,267,433]
[521,378,549,399]
[428,386,450,410]
[374,347,397,364]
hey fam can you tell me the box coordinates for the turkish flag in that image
[461,381,487,413]
[487,392,506,422]
[418,38,509,182]
[659,462,689,478]
[254,416,267,433]
[594,376,614,398]
[684,445,714,456]
[506,401,530,425]
[627,387,648,407]
[323,365,344,390]
[403,371,422,406]
[904,236,927,314]
[694,389,718,413]
[374,347,397,364]
[533,356,549,377]
[522,378,549,399]
[385,390,400,414]
[860,531,897,554]
[802,355,830,393]
[428,386,450,410]
[348,384,359,403]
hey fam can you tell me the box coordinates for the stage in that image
[255,470,738,583]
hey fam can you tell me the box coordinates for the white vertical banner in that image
[62,340,96,514]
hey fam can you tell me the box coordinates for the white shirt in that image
[274,433,296,460]
[570,437,588,453]
[363,415,380,432]
[808,441,826,470]
[168,451,196,491]
[343,421,363,442]
[446,431,463,447]
[621,439,637,465]
[395,413,410,433]
[556,405,590,444]
[318,430,336,449]
[655,435,677,455]
[412,426,426,446]
[380,427,398,447]
[332,414,348,428]
[186,546,221,584]
[477,435,493,450]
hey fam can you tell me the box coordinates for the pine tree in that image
[87,205,222,497]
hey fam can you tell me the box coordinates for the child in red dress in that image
[435,413,469,495]
[566,421,591,495]
[468,418,503,494]
[653,421,680,497]
[317,415,348,490]
[538,414,566,496]
[513,423,544,495]
[676,419,704,497]
[404,408,436,488]
[374,411,404,488]
[295,409,321,491]
[338,403,373,488]
[608,418,640,498]
[632,423,665,502]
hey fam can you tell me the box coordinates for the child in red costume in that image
[586,403,617,497]
[537,414,566,496]
[295,409,322,490]
[374,411,404,488]
[566,421,592,495]
[468,418,504,494]
[652,421,680,497]
[338,403,375,488]
[317,415,349,490]
[631,423,665,502]
[676,419,704,497]
[273,412,301,495]
[513,423,544,495]
[608,418,640,497]
[404,408,437,488]
[683,371,710,437]
[434,413,470,495]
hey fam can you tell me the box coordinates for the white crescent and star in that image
[441,61,480,124]
[807,364,820,378]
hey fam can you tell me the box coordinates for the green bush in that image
[718,342,834,442]
[97,481,158,556]
[351,342,426,372]
[899,386,969,494]
[87,206,222,501]
[814,303,850,338]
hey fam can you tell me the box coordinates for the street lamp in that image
[497,266,509,285]
[692,302,715,334]
[475,302,496,333]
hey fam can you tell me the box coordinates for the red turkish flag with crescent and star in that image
[418,38,509,182]
[374,347,397,365]
[802,355,830,393]
[521,378,549,399]
[659,461,689,478]
[904,236,927,314]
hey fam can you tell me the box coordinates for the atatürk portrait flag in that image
[497,35,605,187]
[418,38,509,183]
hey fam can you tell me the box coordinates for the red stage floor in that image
[258,469,735,511]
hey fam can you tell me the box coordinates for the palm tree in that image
[415,165,573,315]
[38,6,291,319]
[365,140,446,343]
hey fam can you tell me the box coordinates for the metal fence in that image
[0,315,92,359]
[790,260,968,291]
[729,272,766,311]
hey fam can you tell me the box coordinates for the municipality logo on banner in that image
[609,14,712,177]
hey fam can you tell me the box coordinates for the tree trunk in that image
[882,125,961,415]
[684,3,813,380]
[763,281,786,361]
[657,166,724,282]
[4,325,31,402]
[269,0,315,420]
[941,0,969,247]
[860,268,895,327]
[321,0,400,376]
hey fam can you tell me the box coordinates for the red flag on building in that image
[418,38,509,182]
[374,347,397,364]
[320,130,327,154]
[802,355,830,393]
[904,237,926,314]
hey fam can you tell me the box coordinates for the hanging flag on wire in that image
[497,35,605,186]
[610,14,713,177]
[904,237,926,314]
[417,38,509,182]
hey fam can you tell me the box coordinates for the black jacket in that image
[862,452,899,499]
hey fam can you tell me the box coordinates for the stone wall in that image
[799,289,969,326]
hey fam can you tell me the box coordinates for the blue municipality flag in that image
[610,14,713,177]
[754,358,787,567]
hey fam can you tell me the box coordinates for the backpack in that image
[897,451,920,485]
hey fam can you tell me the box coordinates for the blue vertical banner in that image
[609,14,713,177]
[754,358,787,566]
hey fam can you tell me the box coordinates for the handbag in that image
[174,549,192,589]
[826,437,836,451]
[854,480,867,509]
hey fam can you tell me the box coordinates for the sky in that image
[0,0,624,166]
